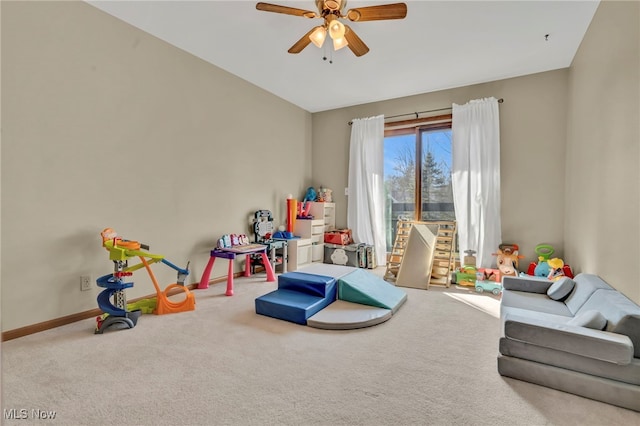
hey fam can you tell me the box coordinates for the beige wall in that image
[312,70,570,269]
[565,0,640,302]
[1,1,312,331]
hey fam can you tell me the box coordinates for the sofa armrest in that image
[502,276,552,293]
[504,313,634,365]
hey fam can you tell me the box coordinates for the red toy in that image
[525,244,574,278]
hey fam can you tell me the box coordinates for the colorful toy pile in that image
[524,244,574,280]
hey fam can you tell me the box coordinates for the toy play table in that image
[250,239,288,274]
[198,245,275,296]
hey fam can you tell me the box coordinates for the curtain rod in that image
[348,98,504,125]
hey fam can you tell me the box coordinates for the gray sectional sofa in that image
[498,273,640,412]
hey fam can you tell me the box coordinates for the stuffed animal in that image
[323,188,333,202]
[297,187,316,219]
[533,256,551,277]
[493,244,524,277]
[303,186,317,203]
[493,248,523,277]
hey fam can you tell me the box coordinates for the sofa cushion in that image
[501,290,573,317]
[578,290,640,324]
[499,337,640,386]
[547,277,575,301]
[502,276,552,293]
[503,314,634,365]
[564,274,615,315]
[567,309,607,330]
[613,315,640,358]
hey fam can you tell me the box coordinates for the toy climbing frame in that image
[386,219,457,288]
[395,223,438,289]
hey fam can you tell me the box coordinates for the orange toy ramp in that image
[154,283,195,315]
[139,257,195,315]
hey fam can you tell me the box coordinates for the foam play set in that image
[95,228,195,334]
[255,263,407,329]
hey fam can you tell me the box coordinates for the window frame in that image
[384,113,453,221]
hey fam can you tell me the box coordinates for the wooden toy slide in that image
[395,223,439,289]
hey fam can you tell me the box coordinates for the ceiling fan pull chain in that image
[322,40,333,63]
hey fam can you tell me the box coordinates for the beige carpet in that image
[2,269,639,426]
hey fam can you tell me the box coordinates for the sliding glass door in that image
[383,122,454,252]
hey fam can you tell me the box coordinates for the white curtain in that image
[347,115,387,266]
[452,97,502,268]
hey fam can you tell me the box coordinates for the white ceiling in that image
[87,0,600,113]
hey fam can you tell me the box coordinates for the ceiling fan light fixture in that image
[257,0,407,57]
[333,36,349,50]
[328,19,346,39]
[309,26,327,48]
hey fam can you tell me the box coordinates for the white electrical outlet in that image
[344,187,349,196]
[80,275,92,291]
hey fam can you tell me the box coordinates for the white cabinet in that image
[308,202,336,231]
[287,238,312,271]
[294,219,325,263]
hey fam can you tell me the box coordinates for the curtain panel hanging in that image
[347,115,387,266]
[451,97,502,268]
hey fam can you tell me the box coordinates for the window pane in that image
[420,129,455,222]
[384,134,416,251]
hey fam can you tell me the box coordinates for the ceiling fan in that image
[256,1,407,57]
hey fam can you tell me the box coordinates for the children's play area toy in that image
[454,249,478,286]
[198,233,275,296]
[525,244,574,279]
[95,228,195,334]
[453,247,503,294]
[527,243,555,277]
[286,195,297,232]
[455,265,478,286]
[493,244,524,277]
[463,249,477,267]
[475,275,502,295]
[316,186,333,202]
[255,263,407,329]
[547,257,567,281]
[296,187,316,219]
[250,210,288,274]
[457,266,501,294]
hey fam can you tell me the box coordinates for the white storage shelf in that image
[287,238,312,271]
[294,219,324,264]
[308,202,336,231]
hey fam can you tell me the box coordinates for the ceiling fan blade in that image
[256,2,318,18]
[288,27,316,54]
[345,3,407,22]
[344,25,369,57]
